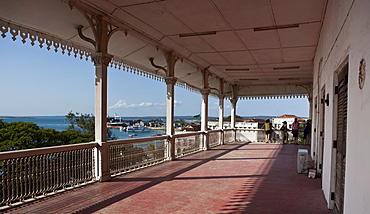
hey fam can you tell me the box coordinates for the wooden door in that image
[334,65,348,214]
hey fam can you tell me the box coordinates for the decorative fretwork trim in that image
[235,94,308,100]
[0,18,223,95]
[0,18,93,60]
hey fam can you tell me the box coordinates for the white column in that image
[89,16,113,182]
[92,53,111,142]
[218,96,224,129]
[219,95,224,145]
[165,77,177,136]
[91,52,112,182]
[230,98,237,129]
[218,78,224,130]
[201,89,210,150]
[164,51,179,160]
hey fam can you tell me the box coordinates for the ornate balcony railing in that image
[224,129,235,143]
[0,128,269,209]
[109,136,167,176]
[0,143,97,208]
[173,132,202,158]
[208,130,222,148]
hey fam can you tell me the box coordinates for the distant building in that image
[208,118,265,130]
[184,124,201,132]
[272,115,305,130]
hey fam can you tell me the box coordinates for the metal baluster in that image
[31,156,36,198]
[19,158,25,201]
[81,150,85,182]
[71,150,76,186]
[25,157,30,200]
[55,153,60,191]
[63,152,66,188]
[39,154,44,195]
[79,150,82,183]
[10,159,16,203]
[68,151,72,187]
[90,148,95,180]
[2,160,10,204]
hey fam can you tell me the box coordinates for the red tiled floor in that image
[4,142,332,214]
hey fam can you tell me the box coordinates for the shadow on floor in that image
[218,144,332,214]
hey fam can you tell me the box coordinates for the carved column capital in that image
[164,77,178,85]
[230,98,238,105]
[91,52,113,66]
[200,89,210,95]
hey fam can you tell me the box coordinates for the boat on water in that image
[107,121,126,128]
[107,114,127,128]
[124,125,152,132]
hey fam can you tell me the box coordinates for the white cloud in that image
[109,100,165,109]
[109,99,182,109]
[174,100,182,106]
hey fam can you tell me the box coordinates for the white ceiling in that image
[0,0,327,97]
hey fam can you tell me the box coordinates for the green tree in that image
[66,111,116,140]
[226,115,243,119]
[0,121,95,152]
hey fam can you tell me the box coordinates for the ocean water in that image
[0,116,164,140]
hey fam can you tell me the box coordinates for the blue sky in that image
[0,36,309,118]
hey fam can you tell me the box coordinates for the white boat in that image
[125,125,152,132]
[107,113,126,128]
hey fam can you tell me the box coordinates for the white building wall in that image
[272,118,296,130]
[208,121,258,130]
[313,0,370,213]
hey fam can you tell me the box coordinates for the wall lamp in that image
[325,93,329,106]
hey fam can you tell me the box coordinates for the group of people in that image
[262,118,311,145]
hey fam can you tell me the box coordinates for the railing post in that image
[166,135,176,160]
[203,131,209,150]
[220,129,224,145]
[94,142,110,181]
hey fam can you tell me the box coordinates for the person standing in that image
[303,120,312,145]
[262,119,273,143]
[292,118,300,144]
[280,121,288,144]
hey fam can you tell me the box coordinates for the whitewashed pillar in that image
[165,77,177,160]
[92,53,112,143]
[164,51,179,160]
[77,13,114,182]
[230,85,238,141]
[201,89,210,150]
[218,78,225,144]
[201,69,210,150]
[230,98,238,142]
[230,98,237,129]
[219,95,224,144]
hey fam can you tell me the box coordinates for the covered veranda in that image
[4,142,331,214]
[1,0,327,213]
